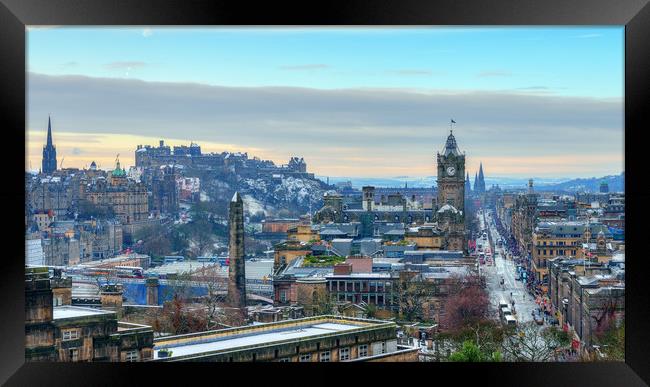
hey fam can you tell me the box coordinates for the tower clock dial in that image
[446,166,456,176]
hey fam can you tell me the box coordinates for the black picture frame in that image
[1,0,649,385]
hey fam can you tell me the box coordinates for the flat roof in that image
[154,317,390,360]
[53,306,115,320]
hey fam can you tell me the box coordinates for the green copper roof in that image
[112,168,126,177]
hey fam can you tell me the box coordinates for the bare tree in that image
[501,322,570,362]
[440,274,489,332]
[397,275,437,321]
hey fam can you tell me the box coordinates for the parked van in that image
[504,315,517,326]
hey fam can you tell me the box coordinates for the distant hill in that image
[536,172,624,193]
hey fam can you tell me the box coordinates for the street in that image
[478,209,537,324]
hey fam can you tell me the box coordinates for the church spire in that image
[478,162,485,193]
[42,115,57,175]
[46,115,53,146]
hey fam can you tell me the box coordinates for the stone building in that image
[27,175,73,219]
[531,221,613,291]
[84,158,149,224]
[151,315,418,362]
[510,179,538,259]
[25,266,154,362]
[548,257,624,350]
[150,164,179,216]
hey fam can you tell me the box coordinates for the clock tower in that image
[436,130,465,211]
[435,130,466,251]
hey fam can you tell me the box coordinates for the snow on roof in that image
[53,306,114,320]
[153,322,366,359]
[437,204,458,213]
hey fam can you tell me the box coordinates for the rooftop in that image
[153,316,391,360]
[53,306,115,320]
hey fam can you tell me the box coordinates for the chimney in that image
[334,263,353,275]
[100,283,124,311]
[146,277,159,306]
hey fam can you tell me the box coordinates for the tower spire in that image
[46,115,53,146]
[42,116,57,175]
[478,162,485,193]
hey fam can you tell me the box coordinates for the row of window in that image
[537,249,577,256]
[539,241,577,246]
[284,344,371,362]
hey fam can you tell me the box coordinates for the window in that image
[339,347,350,361]
[320,351,330,362]
[278,358,290,362]
[62,329,79,341]
[358,344,368,357]
[381,341,387,354]
[280,291,287,303]
[125,350,139,362]
[299,354,312,362]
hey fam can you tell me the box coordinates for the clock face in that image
[446,166,456,176]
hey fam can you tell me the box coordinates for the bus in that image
[504,315,517,326]
[114,266,144,278]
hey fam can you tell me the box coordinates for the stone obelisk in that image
[228,192,247,311]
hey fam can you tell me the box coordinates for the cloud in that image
[477,71,513,77]
[142,28,153,37]
[104,61,149,70]
[71,147,83,155]
[26,72,623,177]
[279,64,330,70]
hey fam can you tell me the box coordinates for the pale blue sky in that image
[26,27,624,178]
[28,27,623,98]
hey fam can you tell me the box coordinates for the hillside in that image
[536,172,624,193]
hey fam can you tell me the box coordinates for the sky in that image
[26,27,624,178]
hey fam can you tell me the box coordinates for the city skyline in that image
[27,27,624,178]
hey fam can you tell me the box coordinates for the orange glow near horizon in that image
[26,130,623,178]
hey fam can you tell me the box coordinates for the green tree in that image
[593,318,624,361]
[449,340,502,362]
